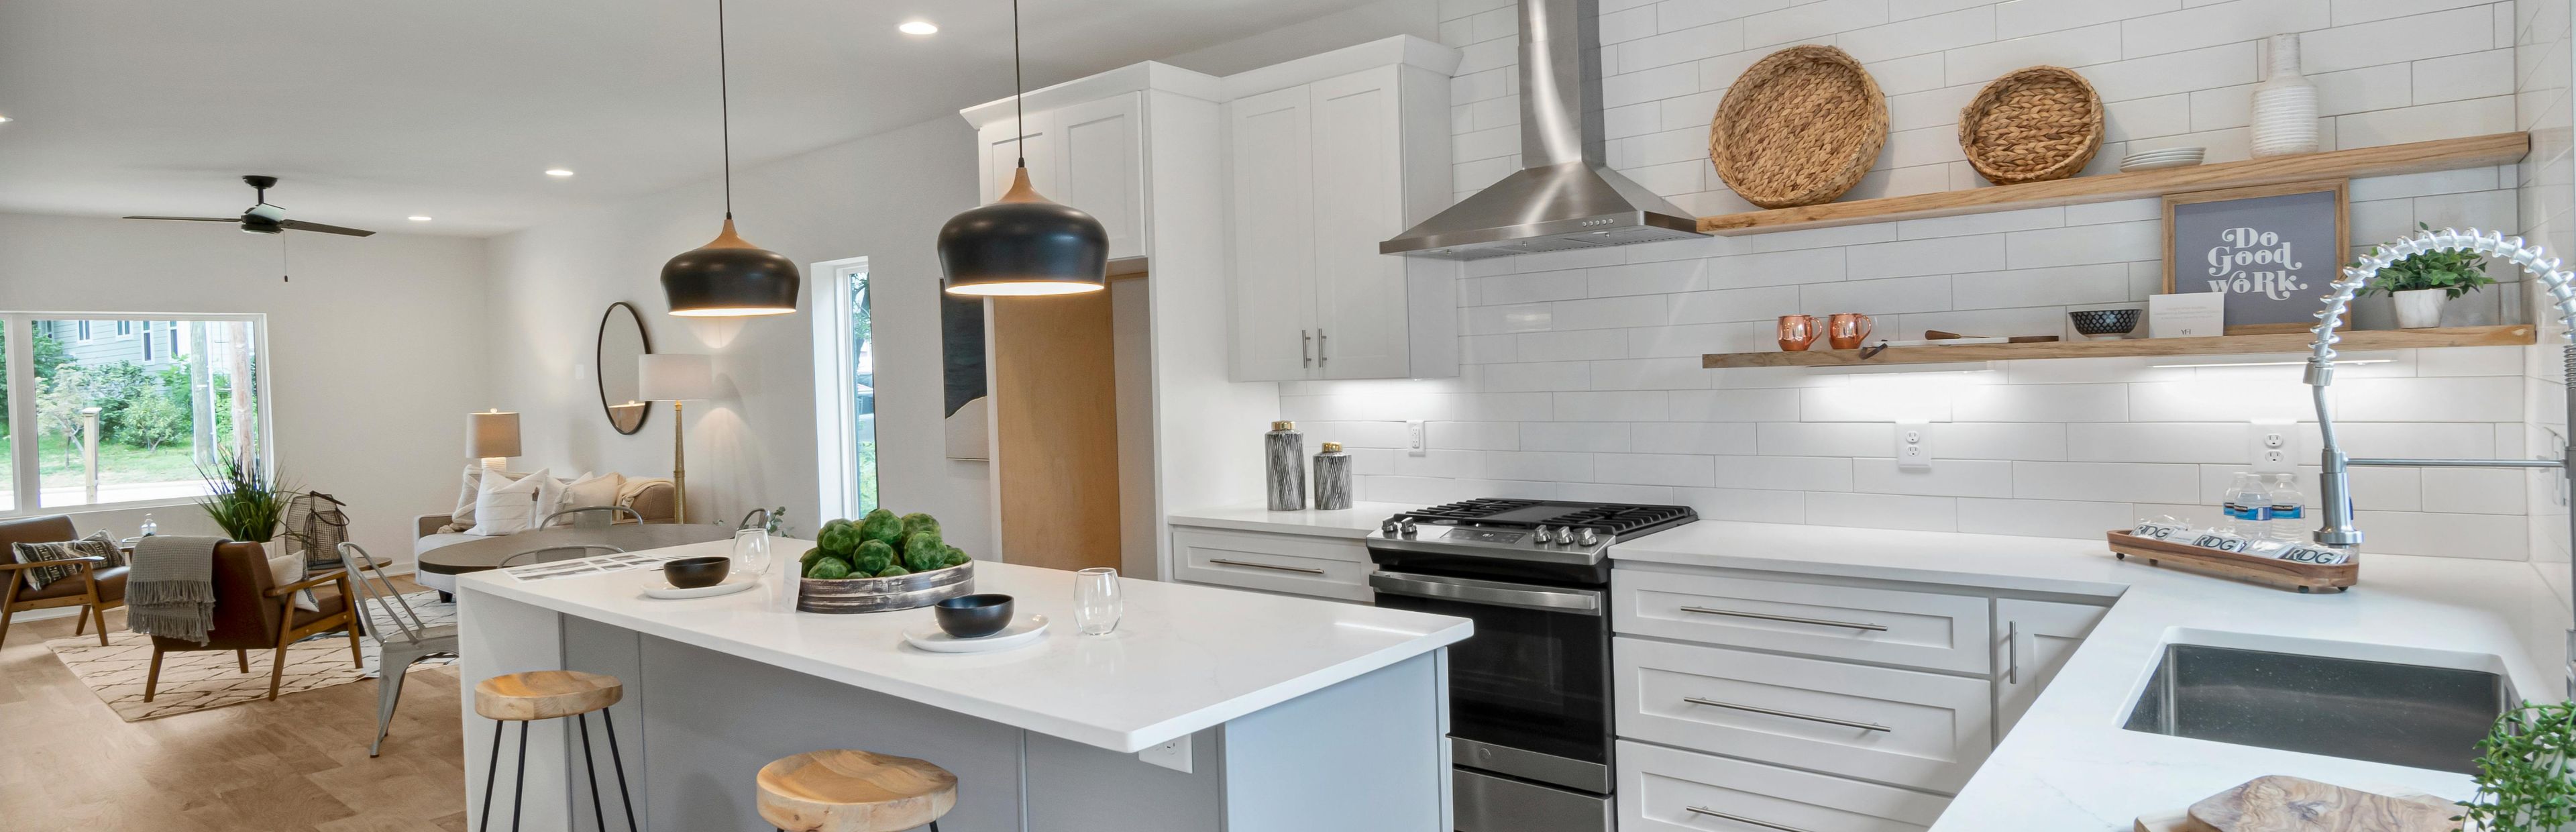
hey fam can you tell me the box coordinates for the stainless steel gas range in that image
[1364,498,1697,832]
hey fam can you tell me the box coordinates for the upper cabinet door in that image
[980,111,1059,207]
[1227,85,1322,382]
[1307,66,1409,380]
[1053,93,1148,261]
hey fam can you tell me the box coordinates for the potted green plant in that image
[196,446,298,544]
[2355,221,2496,329]
[2458,699,2576,831]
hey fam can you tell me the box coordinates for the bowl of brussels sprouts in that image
[796,509,977,614]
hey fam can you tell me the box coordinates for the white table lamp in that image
[468,410,522,470]
[639,354,714,523]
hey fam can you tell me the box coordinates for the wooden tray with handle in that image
[2107,531,2357,593]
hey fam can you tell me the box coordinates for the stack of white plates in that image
[2118,146,2206,172]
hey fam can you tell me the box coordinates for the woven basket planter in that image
[1709,45,1888,209]
[1959,66,2104,185]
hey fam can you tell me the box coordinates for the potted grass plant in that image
[2458,699,2576,831]
[196,446,298,544]
[2356,221,2496,329]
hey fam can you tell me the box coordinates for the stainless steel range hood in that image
[1381,0,1707,260]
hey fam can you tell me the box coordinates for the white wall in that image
[482,117,994,554]
[1287,0,2553,559]
[0,211,490,569]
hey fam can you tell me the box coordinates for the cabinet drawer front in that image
[1614,570,1992,674]
[1617,741,1947,832]
[1615,637,1992,792]
[1171,527,1372,602]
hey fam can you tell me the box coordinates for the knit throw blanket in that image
[126,535,223,645]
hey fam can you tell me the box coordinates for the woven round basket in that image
[1708,45,1887,209]
[1959,66,2104,185]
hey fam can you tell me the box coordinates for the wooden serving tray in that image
[2107,531,2357,593]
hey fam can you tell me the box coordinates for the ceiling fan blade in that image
[122,215,239,223]
[278,219,376,237]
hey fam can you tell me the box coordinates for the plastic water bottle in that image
[2265,474,2306,543]
[138,513,158,537]
[2222,472,2271,533]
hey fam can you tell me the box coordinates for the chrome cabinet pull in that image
[1684,806,1813,832]
[1316,328,1327,366]
[1210,558,1325,576]
[1681,696,1892,732]
[1301,330,1312,367]
[1678,605,1888,632]
[2004,621,2021,684]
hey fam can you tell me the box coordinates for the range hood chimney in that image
[1381,0,1707,260]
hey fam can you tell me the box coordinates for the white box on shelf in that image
[2148,293,2224,338]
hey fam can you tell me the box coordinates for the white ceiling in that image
[0,0,1381,237]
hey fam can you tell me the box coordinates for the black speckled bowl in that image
[934,594,1016,638]
[2069,309,2141,337]
[662,556,732,589]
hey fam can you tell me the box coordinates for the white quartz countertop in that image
[455,540,1470,753]
[1166,501,1417,537]
[1612,520,2572,831]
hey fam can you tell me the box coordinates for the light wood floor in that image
[0,575,470,831]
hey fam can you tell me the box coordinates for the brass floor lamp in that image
[638,354,713,523]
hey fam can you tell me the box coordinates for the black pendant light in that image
[661,0,800,317]
[936,0,1108,297]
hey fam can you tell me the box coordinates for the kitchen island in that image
[454,539,1471,831]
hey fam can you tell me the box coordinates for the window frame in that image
[0,311,277,517]
[808,257,876,520]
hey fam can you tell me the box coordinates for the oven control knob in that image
[1530,525,1554,545]
[1554,527,1577,545]
[1398,520,1419,538]
[1576,527,1599,546]
[1381,518,1403,536]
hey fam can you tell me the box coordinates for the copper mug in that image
[1827,313,1873,350]
[1776,315,1821,352]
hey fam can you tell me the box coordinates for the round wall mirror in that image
[598,301,653,435]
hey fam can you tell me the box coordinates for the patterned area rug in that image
[46,591,459,722]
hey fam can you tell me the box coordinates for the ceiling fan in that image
[123,174,376,237]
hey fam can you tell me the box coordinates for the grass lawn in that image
[0,432,206,486]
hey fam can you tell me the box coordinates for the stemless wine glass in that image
[731,527,772,576]
[1073,567,1123,635]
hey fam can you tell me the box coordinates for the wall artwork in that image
[2163,179,2349,334]
[941,293,990,460]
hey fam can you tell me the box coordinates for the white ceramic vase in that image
[2393,288,2447,329]
[2250,33,2320,158]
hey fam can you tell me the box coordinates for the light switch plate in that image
[2248,420,2296,473]
[1895,421,1932,470]
[1406,420,1427,456]
[1140,734,1193,773]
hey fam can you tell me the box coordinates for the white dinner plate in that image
[903,614,1051,654]
[642,578,761,600]
[2119,158,2205,172]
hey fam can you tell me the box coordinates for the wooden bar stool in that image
[474,670,636,832]
[757,749,957,832]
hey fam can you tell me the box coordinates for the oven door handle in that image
[1368,570,1604,615]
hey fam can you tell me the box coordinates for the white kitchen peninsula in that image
[454,540,1471,831]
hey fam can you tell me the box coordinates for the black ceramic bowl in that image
[934,594,1015,639]
[2068,308,2141,337]
[663,556,732,589]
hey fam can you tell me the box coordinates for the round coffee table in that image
[417,524,737,596]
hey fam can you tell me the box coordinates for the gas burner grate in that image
[1390,498,1697,539]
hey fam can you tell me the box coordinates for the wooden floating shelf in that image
[1701,324,2536,368]
[1696,132,2530,236]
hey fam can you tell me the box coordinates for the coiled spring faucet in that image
[2305,226,2576,692]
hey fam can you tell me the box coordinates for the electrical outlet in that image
[1140,734,1193,773]
[1895,421,1932,470]
[1406,420,1427,456]
[2248,421,2297,473]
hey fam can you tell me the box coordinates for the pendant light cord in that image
[1012,0,1026,169]
[716,0,736,217]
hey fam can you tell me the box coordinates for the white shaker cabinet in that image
[1992,598,2108,741]
[973,91,1148,262]
[1224,38,1458,381]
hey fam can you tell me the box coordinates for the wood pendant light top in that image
[998,166,1049,204]
[700,216,764,250]
[473,670,623,721]
[756,749,959,832]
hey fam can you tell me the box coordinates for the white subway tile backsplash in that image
[2065,422,2247,462]
[1951,264,2133,309]
[1714,456,1858,491]
[2119,0,2329,59]
[1744,0,1889,47]
[1945,23,2127,82]
[1556,391,1673,421]
[1952,382,2131,422]
[2335,96,2517,146]
[2005,220,2165,268]
[1552,295,1672,330]
[1805,492,1962,531]
[2013,461,2204,503]
[1847,236,2010,278]
[1518,328,1633,361]
[1759,421,1892,457]
[1675,486,1808,522]
[2309,7,2505,74]
[1672,388,1805,421]
[1996,0,2163,40]
[1635,421,1760,454]
[1800,276,1958,315]
[1957,497,2141,538]
[1669,285,1803,324]
[1591,356,1719,390]
[1839,7,1998,63]
[2337,376,2524,421]
[1855,458,2017,497]
[1939,422,2072,460]
[1521,421,1637,452]
[1594,452,1719,486]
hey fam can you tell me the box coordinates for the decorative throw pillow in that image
[10,531,125,592]
[451,464,532,529]
[557,472,625,522]
[468,467,554,536]
[266,552,320,613]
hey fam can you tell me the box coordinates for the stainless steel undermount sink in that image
[2121,643,2511,774]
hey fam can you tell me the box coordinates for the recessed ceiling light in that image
[899,20,938,34]
[0,115,13,123]
[409,215,433,222]
[545,168,576,177]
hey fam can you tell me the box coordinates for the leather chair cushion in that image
[19,565,125,602]
[290,592,349,630]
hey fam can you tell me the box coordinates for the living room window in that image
[0,314,272,513]
[810,258,878,518]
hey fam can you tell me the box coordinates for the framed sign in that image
[2163,179,2349,335]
